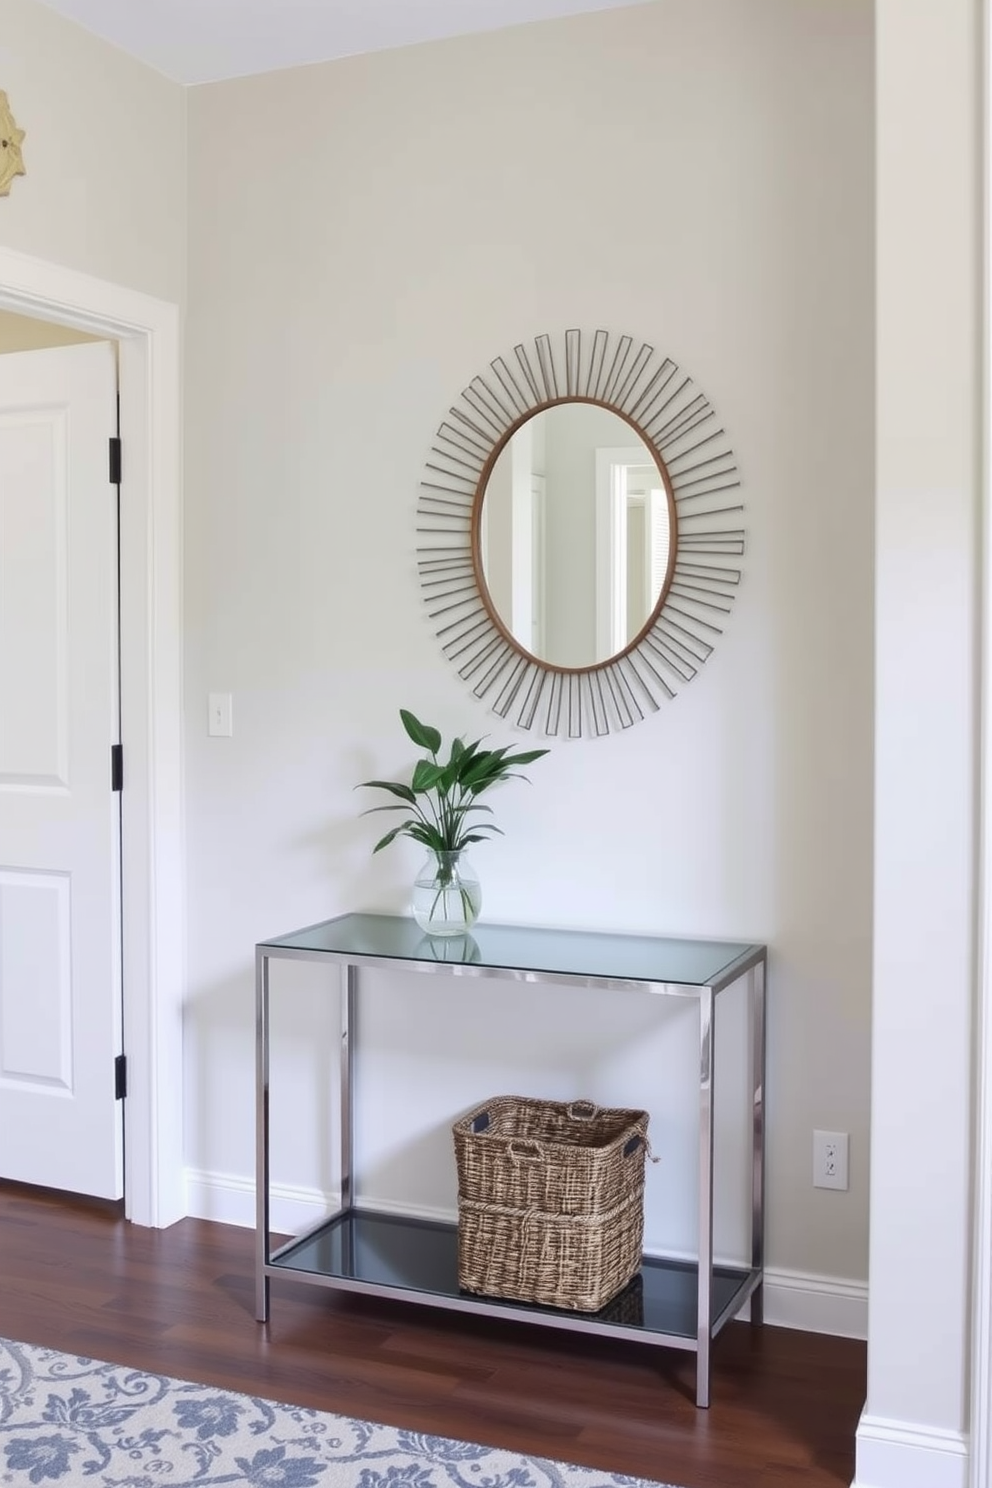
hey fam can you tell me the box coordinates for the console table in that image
[255,913,766,1408]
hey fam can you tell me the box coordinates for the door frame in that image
[974,2,992,1478]
[0,245,184,1228]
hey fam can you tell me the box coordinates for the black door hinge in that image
[108,436,122,486]
[115,1054,127,1101]
[111,743,123,792]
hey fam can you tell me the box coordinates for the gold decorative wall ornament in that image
[0,93,26,196]
[418,329,745,738]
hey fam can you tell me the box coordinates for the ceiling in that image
[35,0,654,86]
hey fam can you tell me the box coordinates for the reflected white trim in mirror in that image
[595,445,660,662]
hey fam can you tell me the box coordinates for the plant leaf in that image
[467,777,504,796]
[400,709,442,755]
[358,779,417,805]
[457,751,501,787]
[372,825,408,853]
[412,759,446,793]
[407,823,444,850]
[476,768,536,793]
[501,749,551,766]
[438,758,462,794]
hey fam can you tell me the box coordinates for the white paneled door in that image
[0,342,123,1199]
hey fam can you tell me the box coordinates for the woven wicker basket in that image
[596,1271,644,1326]
[453,1095,650,1312]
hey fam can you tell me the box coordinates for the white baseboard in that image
[853,1412,969,1488]
[184,1170,867,1340]
[759,1265,867,1339]
[184,1168,329,1236]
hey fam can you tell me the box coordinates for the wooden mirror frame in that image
[418,329,745,738]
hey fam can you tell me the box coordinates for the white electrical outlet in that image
[813,1130,849,1190]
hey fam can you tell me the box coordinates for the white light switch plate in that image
[208,692,233,737]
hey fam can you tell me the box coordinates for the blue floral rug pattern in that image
[0,1338,679,1487]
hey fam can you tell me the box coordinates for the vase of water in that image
[411,850,481,937]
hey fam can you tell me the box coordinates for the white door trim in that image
[0,245,184,1228]
[973,2,992,1477]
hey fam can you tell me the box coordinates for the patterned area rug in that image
[0,1337,680,1487]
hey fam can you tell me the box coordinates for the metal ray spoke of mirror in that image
[417,329,745,738]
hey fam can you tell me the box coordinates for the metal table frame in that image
[255,915,766,1409]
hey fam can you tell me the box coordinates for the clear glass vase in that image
[411,850,481,938]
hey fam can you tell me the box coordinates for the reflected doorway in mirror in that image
[595,444,671,665]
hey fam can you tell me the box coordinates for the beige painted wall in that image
[185,0,874,1287]
[0,307,102,352]
[0,0,186,303]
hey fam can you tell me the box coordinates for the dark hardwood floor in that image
[0,1183,865,1488]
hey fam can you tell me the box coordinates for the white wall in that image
[0,0,186,303]
[855,1,981,1484]
[184,0,875,1305]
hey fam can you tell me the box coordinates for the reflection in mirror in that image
[478,403,672,670]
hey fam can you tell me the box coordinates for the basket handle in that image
[624,1133,660,1164]
[508,1139,544,1163]
[567,1100,598,1121]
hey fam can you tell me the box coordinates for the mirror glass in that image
[477,402,673,670]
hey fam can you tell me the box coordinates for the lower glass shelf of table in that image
[268,1208,760,1345]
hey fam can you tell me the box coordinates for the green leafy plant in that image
[358,709,549,859]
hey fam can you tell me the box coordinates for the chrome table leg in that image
[696,984,715,1408]
[255,948,271,1322]
[750,956,766,1325]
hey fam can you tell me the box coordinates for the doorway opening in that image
[0,316,125,1199]
[0,247,184,1228]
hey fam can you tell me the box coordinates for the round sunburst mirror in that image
[418,329,745,738]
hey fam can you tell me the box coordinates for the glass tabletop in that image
[259,912,762,989]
